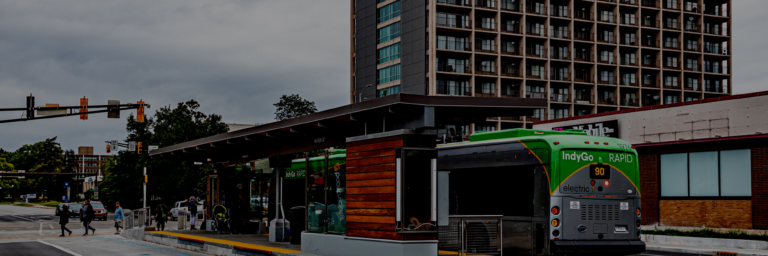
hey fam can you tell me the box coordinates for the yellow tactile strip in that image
[148,231,301,254]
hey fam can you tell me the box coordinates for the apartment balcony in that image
[500,90,520,98]
[575,73,593,83]
[643,78,661,88]
[501,45,522,56]
[597,56,617,65]
[550,50,570,60]
[501,66,521,77]
[598,95,616,105]
[597,33,615,44]
[618,0,638,6]
[525,47,547,58]
[664,21,681,30]
[621,57,639,66]
[437,40,471,52]
[643,98,661,106]
[475,63,497,75]
[500,0,521,12]
[642,19,660,28]
[663,1,679,10]
[620,98,639,107]
[550,7,569,18]
[551,29,570,40]
[704,27,728,37]
[575,32,594,41]
[664,61,682,70]
[550,93,571,103]
[663,41,680,50]
[574,93,593,104]
[525,70,547,80]
[475,42,497,53]
[703,8,728,17]
[641,0,657,8]
[598,13,616,24]
[475,92,497,97]
[436,62,470,73]
[619,16,639,26]
[684,23,699,32]
[642,39,660,48]
[575,10,593,21]
[664,83,681,90]
[526,92,546,99]
[684,63,699,72]
[526,4,547,15]
[500,116,523,121]
[598,76,615,85]
[704,67,729,75]
[437,0,472,7]
[475,0,497,9]
[704,45,727,55]
[683,2,700,13]
[575,52,593,62]
[526,26,547,37]
[620,77,638,86]
[620,37,637,46]
[501,24,521,34]
[476,20,497,31]
[685,42,700,52]
[705,85,726,93]
[642,59,661,68]
[550,71,571,82]
[437,17,472,29]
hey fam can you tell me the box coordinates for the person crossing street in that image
[81,199,96,236]
[59,203,72,237]
[114,202,124,234]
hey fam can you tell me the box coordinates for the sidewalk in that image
[139,229,322,256]
[648,243,768,256]
[643,234,768,256]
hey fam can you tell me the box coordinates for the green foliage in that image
[100,100,228,209]
[0,138,69,199]
[642,227,768,241]
[0,155,19,197]
[273,94,317,121]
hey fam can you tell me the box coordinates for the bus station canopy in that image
[149,94,546,164]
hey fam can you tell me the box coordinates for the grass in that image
[38,201,62,208]
[643,227,768,242]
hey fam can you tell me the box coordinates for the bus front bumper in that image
[550,240,645,255]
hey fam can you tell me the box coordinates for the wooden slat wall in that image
[345,134,436,240]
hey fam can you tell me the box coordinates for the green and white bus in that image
[437,128,644,255]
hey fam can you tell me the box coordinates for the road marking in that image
[49,224,54,230]
[39,223,43,235]
[10,215,34,222]
[36,239,83,256]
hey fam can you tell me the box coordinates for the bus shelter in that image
[150,94,546,256]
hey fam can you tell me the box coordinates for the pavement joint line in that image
[10,215,34,222]
[36,239,84,256]
[93,235,197,256]
[149,231,302,254]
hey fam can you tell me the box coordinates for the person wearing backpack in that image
[155,203,168,231]
[189,196,198,230]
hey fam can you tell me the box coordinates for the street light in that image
[358,84,373,103]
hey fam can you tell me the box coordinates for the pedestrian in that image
[114,202,123,234]
[189,196,198,230]
[155,202,168,231]
[59,203,72,237]
[81,199,96,236]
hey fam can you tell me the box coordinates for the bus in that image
[436,128,645,255]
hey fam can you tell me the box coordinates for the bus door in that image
[531,165,550,256]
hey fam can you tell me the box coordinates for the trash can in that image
[289,206,306,245]
[177,210,188,230]
[268,219,289,242]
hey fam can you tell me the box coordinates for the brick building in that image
[533,91,768,229]
[70,146,110,194]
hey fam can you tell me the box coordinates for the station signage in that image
[552,120,619,138]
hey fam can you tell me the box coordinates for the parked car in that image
[68,203,83,218]
[170,200,205,221]
[89,201,108,221]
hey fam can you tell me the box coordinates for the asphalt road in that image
[0,204,205,256]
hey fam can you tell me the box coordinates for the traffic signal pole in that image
[143,167,146,209]
[0,94,150,124]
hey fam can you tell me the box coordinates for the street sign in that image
[148,145,159,151]
[194,162,203,165]
[128,141,136,152]
[37,103,67,116]
[63,182,69,188]
[17,170,24,179]
[110,140,118,152]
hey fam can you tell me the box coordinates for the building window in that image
[476,82,495,96]
[438,35,469,51]
[378,1,401,23]
[378,22,401,44]
[436,79,471,96]
[664,75,678,87]
[377,64,401,84]
[378,85,401,97]
[475,124,496,132]
[660,149,751,198]
[549,108,568,120]
[378,43,401,64]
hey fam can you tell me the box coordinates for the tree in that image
[273,94,317,121]
[4,137,68,200]
[0,155,19,198]
[100,100,228,209]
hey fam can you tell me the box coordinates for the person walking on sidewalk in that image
[155,202,168,231]
[59,203,72,237]
[81,199,96,236]
[113,202,123,234]
[189,196,198,230]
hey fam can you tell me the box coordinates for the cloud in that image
[0,0,350,154]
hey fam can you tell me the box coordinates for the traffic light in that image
[106,144,111,154]
[137,101,145,123]
[137,142,142,154]
[26,94,35,119]
[144,175,148,184]
[79,97,89,120]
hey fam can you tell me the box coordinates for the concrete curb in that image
[649,245,768,256]
[643,234,768,250]
[121,230,310,256]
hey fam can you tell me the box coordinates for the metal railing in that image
[475,0,496,9]
[500,45,521,56]
[438,215,502,256]
[525,3,546,15]
[642,0,657,8]
[575,51,592,62]
[437,16,472,29]
[125,207,151,230]
[500,0,520,12]
[575,10,592,21]
[438,0,472,7]
[575,73,592,82]
[643,18,659,28]
[475,20,497,31]
[550,50,570,60]
[574,31,593,41]
[501,66,521,77]
[501,24,521,34]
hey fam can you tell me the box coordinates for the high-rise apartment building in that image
[351,0,731,131]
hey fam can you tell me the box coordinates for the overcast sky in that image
[0,1,766,155]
